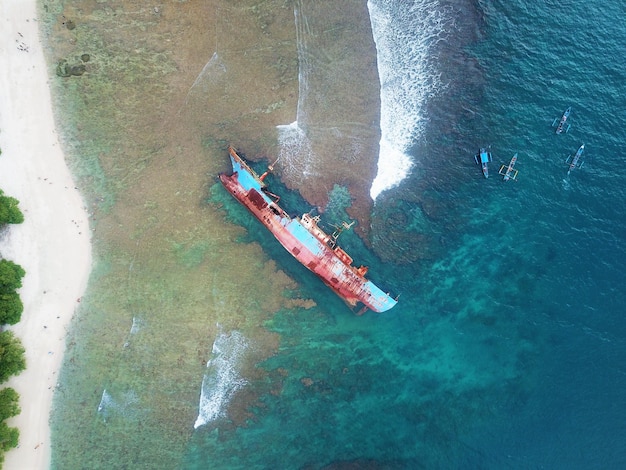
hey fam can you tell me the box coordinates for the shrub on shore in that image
[0,420,19,455]
[0,331,26,384]
[0,387,20,459]
[0,186,26,458]
[0,388,19,422]
[0,330,25,459]
[0,260,25,326]
[0,190,24,225]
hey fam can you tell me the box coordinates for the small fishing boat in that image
[498,153,519,181]
[566,143,585,174]
[552,106,571,134]
[474,147,493,178]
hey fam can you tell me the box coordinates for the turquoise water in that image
[47,0,626,468]
[187,1,626,468]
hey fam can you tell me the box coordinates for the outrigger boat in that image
[498,153,519,181]
[553,106,571,134]
[474,147,493,178]
[566,143,585,174]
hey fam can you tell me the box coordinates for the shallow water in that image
[43,0,626,468]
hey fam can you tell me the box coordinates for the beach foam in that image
[367,0,450,198]
[193,330,249,429]
[276,2,316,183]
[277,121,315,183]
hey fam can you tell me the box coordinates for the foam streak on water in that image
[190,52,226,91]
[129,316,141,335]
[180,52,226,111]
[367,0,450,199]
[276,0,314,182]
[96,388,139,422]
[193,330,249,429]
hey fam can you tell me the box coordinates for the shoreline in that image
[0,1,92,469]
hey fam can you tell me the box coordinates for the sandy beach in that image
[0,1,92,468]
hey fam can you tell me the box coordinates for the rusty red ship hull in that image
[219,146,397,313]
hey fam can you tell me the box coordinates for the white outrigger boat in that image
[553,106,571,134]
[566,144,585,175]
[498,153,519,181]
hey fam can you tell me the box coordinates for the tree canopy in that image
[0,184,25,458]
[0,331,26,384]
[0,260,25,293]
[0,190,24,225]
[0,293,23,326]
[0,421,19,453]
[0,388,20,422]
[0,260,25,325]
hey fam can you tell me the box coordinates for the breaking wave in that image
[180,51,227,111]
[277,1,315,183]
[277,121,314,183]
[97,388,139,422]
[193,330,249,429]
[279,0,451,199]
[129,316,142,335]
[367,0,451,198]
[123,316,144,348]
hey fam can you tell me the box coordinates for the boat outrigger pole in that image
[498,153,519,181]
[566,144,585,175]
[553,106,571,134]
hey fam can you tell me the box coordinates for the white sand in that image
[0,1,92,469]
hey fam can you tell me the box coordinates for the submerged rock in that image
[56,59,86,77]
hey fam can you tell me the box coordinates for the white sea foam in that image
[367,0,451,198]
[293,1,311,125]
[129,317,138,335]
[277,121,314,183]
[97,388,139,422]
[97,388,113,414]
[193,330,249,429]
[123,316,144,348]
[189,52,226,91]
[180,52,227,111]
[276,2,316,183]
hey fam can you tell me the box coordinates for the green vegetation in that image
[0,190,24,225]
[0,388,21,456]
[0,183,26,462]
[0,388,20,422]
[0,294,23,327]
[0,421,19,454]
[0,260,25,326]
[0,331,25,464]
[0,331,26,384]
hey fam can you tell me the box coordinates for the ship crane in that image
[259,156,280,182]
[329,220,355,248]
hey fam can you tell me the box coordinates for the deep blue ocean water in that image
[188,1,626,468]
